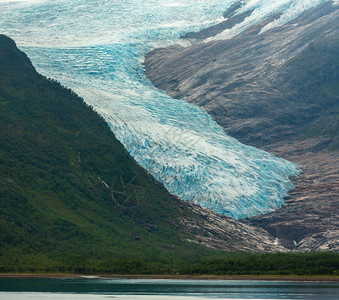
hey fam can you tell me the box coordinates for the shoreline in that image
[1,274,338,282]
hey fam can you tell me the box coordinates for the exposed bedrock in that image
[144,2,339,252]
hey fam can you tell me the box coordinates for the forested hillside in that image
[0,34,214,272]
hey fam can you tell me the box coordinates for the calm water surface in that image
[0,278,338,299]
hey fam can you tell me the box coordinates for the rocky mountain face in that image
[179,202,286,252]
[144,2,339,252]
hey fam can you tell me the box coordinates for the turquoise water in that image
[0,0,326,219]
[0,278,338,299]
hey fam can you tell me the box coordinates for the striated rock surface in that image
[145,2,338,148]
[179,202,287,252]
[145,2,339,252]
[247,139,339,252]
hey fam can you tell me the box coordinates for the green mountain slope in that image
[0,34,219,272]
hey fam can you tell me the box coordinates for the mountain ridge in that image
[144,1,339,252]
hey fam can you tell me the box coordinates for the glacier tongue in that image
[61,65,299,220]
[0,0,317,219]
[108,91,299,220]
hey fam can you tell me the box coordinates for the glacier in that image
[0,0,324,219]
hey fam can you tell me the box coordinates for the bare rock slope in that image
[145,2,339,252]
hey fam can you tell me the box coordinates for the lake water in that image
[0,278,338,299]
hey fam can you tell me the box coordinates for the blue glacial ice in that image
[0,0,323,219]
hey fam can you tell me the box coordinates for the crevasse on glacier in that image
[0,0,322,219]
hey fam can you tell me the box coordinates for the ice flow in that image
[0,0,321,219]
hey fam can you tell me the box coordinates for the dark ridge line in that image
[183,9,254,41]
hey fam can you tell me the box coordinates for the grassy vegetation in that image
[1,252,338,276]
[178,252,339,276]
[0,34,216,267]
[0,34,338,276]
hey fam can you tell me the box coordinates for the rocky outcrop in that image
[145,2,338,148]
[145,2,339,252]
[247,139,339,252]
[180,202,287,252]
